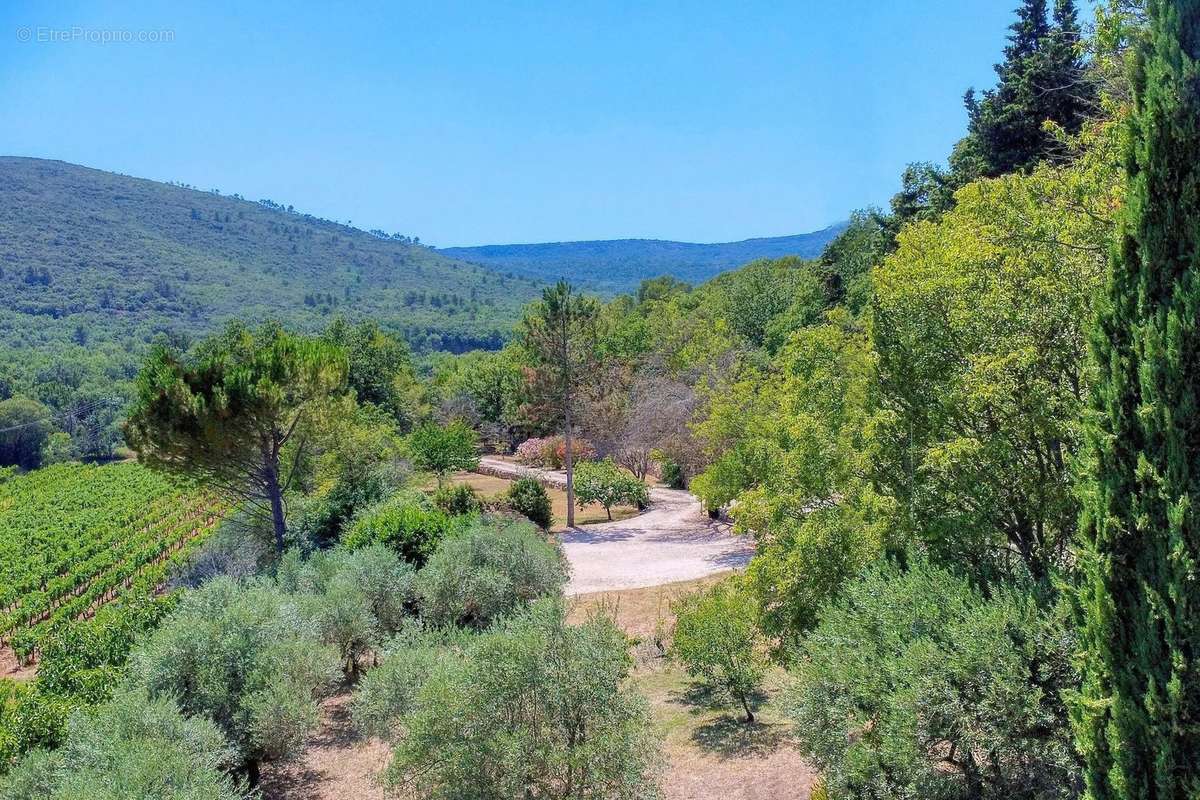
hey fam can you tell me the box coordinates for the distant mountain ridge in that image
[440,224,847,292]
[0,157,542,355]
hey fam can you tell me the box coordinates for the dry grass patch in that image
[570,576,816,800]
[437,471,641,531]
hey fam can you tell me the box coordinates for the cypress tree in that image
[1075,1,1200,797]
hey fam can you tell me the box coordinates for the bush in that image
[343,492,461,566]
[657,457,685,490]
[277,545,416,678]
[0,595,174,772]
[788,558,1080,800]
[432,483,481,515]
[126,578,340,783]
[506,478,553,529]
[0,687,249,800]
[573,458,649,520]
[515,437,554,466]
[551,436,595,469]
[415,516,567,629]
[671,577,768,722]
[370,601,663,800]
[514,436,595,469]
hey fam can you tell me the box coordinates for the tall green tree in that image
[1074,2,1200,796]
[963,0,1094,178]
[124,323,347,553]
[519,281,600,527]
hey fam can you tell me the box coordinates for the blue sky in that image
[1,1,1055,246]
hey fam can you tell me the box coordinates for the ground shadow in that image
[690,716,790,759]
[669,681,784,759]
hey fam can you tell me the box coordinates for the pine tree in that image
[963,0,1093,177]
[1074,1,1200,797]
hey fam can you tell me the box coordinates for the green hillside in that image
[0,157,543,355]
[439,224,846,293]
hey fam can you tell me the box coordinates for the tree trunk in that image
[740,693,755,723]
[605,505,612,521]
[263,449,287,554]
[245,758,261,788]
[564,401,575,528]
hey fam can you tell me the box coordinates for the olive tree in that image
[126,577,340,786]
[369,601,663,800]
[0,688,249,800]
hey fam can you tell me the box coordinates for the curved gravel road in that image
[478,457,754,595]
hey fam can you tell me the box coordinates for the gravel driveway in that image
[478,457,755,595]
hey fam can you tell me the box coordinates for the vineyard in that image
[0,462,226,662]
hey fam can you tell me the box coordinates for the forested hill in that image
[0,157,543,354]
[439,224,847,293]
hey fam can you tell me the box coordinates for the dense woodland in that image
[4,1,1200,799]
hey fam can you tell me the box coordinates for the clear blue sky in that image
[0,1,1064,246]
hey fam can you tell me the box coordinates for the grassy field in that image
[438,470,642,531]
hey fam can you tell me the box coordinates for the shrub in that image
[657,457,685,490]
[372,601,663,800]
[0,594,174,771]
[415,516,567,629]
[515,436,596,469]
[343,492,460,566]
[506,478,553,529]
[515,437,553,466]
[277,544,416,678]
[671,577,768,722]
[573,458,649,520]
[0,687,248,800]
[788,557,1080,800]
[432,483,481,515]
[126,578,340,784]
[551,436,595,469]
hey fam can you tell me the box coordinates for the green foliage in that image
[0,398,50,470]
[432,482,481,515]
[961,0,1094,179]
[0,463,221,663]
[276,544,416,677]
[656,456,685,489]
[126,577,340,775]
[871,116,1121,584]
[406,421,479,487]
[0,594,175,773]
[671,578,768,722]
[506,477,553,529]
[124,321,348,552]
[709,256,827,353]
[0,688,248,800]
[572,458,649,520]
[370,601,663,800]
[691,313,891,637]
[342,491,459,565]
[1073,2,1200,796]
[519,281,604,526]
[0,156,540,365]
[321,318,424,429]
[789,558,1080,800]
[415,516,567,629]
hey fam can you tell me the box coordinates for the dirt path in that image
[260,693,388,800]
[478,457,754,595]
